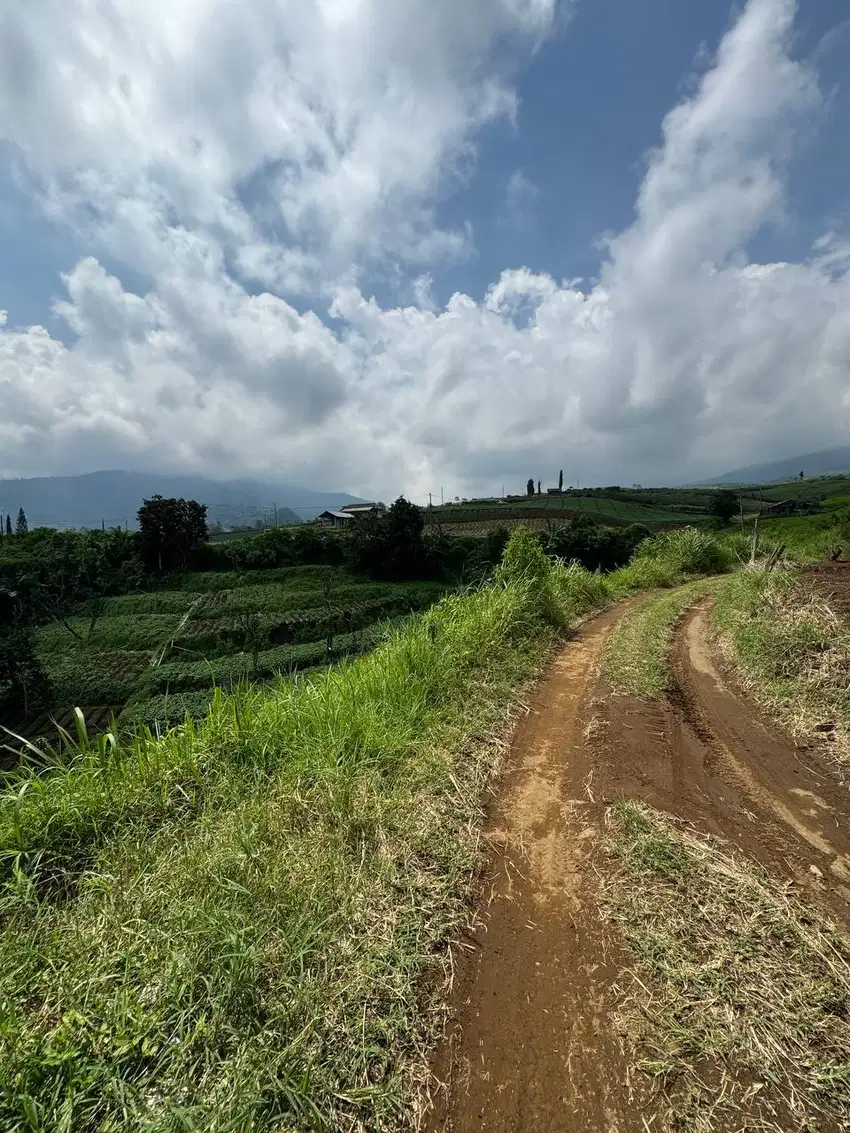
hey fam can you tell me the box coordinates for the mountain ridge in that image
[692,446,850,487]
[0,470,367,530]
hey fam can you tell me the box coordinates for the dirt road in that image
[426,594,850,1132]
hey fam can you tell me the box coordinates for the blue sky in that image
[0,0,849,500]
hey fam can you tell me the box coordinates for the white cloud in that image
[0,0,558,286]
[1,0,849,501]
[500,169,540,230]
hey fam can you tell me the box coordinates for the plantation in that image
[27,568,446,734]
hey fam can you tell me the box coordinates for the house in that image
[761,499,797,517]
[314,502,387,527]
[339,502,386,516]
[314,510,356,527]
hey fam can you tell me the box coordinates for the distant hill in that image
[0,471,367,530]
[696,446,850,486]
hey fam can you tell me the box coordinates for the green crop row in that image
[171,565,347,592]
[101,579,445,619]
[145,621,406,697]
[35,613,182,655]
[39,650,152,707]
[123,619,409,728]
[168,590,444,658]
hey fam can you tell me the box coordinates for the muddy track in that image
[426,596,850,1132]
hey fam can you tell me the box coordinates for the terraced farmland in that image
[31,566,446,736]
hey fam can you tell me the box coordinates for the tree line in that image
[0,508,29,536]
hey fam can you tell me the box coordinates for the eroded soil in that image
[426,588,850,1132]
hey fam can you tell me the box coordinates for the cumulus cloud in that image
[0,0,849,499]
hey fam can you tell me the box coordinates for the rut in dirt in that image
[426,594,850,1132]
[426,603,648,1133]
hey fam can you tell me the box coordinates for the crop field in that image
[755,474,850,503]
[30,566,447,736]
[426,498,701,532]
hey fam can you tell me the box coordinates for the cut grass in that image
[602,800,850,1132]
[602,579,717,697]
[710,569,850,765]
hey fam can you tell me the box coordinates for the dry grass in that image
[603,801,850,1132]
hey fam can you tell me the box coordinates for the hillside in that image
[0,470,365,530]
[697,445,850,486]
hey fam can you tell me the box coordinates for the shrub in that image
[634,528,732,577]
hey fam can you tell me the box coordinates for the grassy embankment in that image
[0,528,727,1131]
[711,568,850,766]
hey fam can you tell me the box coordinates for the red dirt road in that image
[426,594,850,1132]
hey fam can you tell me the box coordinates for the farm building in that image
[339,502,385,515]
[314,502,386,527]
[761,499,798,517]
[314,510,355,527]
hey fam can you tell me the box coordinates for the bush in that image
[543,516,650,572]
[497,527,564,625]
[633,528,732,576]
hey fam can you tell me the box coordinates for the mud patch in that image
[426,605,649,1133]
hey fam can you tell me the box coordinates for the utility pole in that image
[428,492,432,509]
[440,487,444,506]
[273,502,277,526]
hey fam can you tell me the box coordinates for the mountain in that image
[0,471,367,530]
[695,446,850,487]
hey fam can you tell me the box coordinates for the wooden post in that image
[739,486,744,533]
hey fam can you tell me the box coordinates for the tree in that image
[0,625,51,722]
[526,478,535,497]
[708,488,739,527]
[799,470,804,481]
[15,508,27,535]
[5,515,10,536]
[558,469,564,492]
[137,495,208,572]
[236,610,264,677]
[349,496,425,580]
[537,479,542,495]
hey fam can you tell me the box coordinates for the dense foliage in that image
[138,495,208,572]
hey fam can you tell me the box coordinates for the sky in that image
[0,0,849,503]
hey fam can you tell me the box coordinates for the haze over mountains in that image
[696,446,850,487]
[4,446,850,534]
[0,471,365,530]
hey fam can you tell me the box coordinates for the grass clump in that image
[604,800,850,1132]
[602,579,717,697]
[711,570,850,762]
[632,527,733,577]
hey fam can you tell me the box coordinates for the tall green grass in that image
[0,527,731,1131]
[710,569,850,759]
